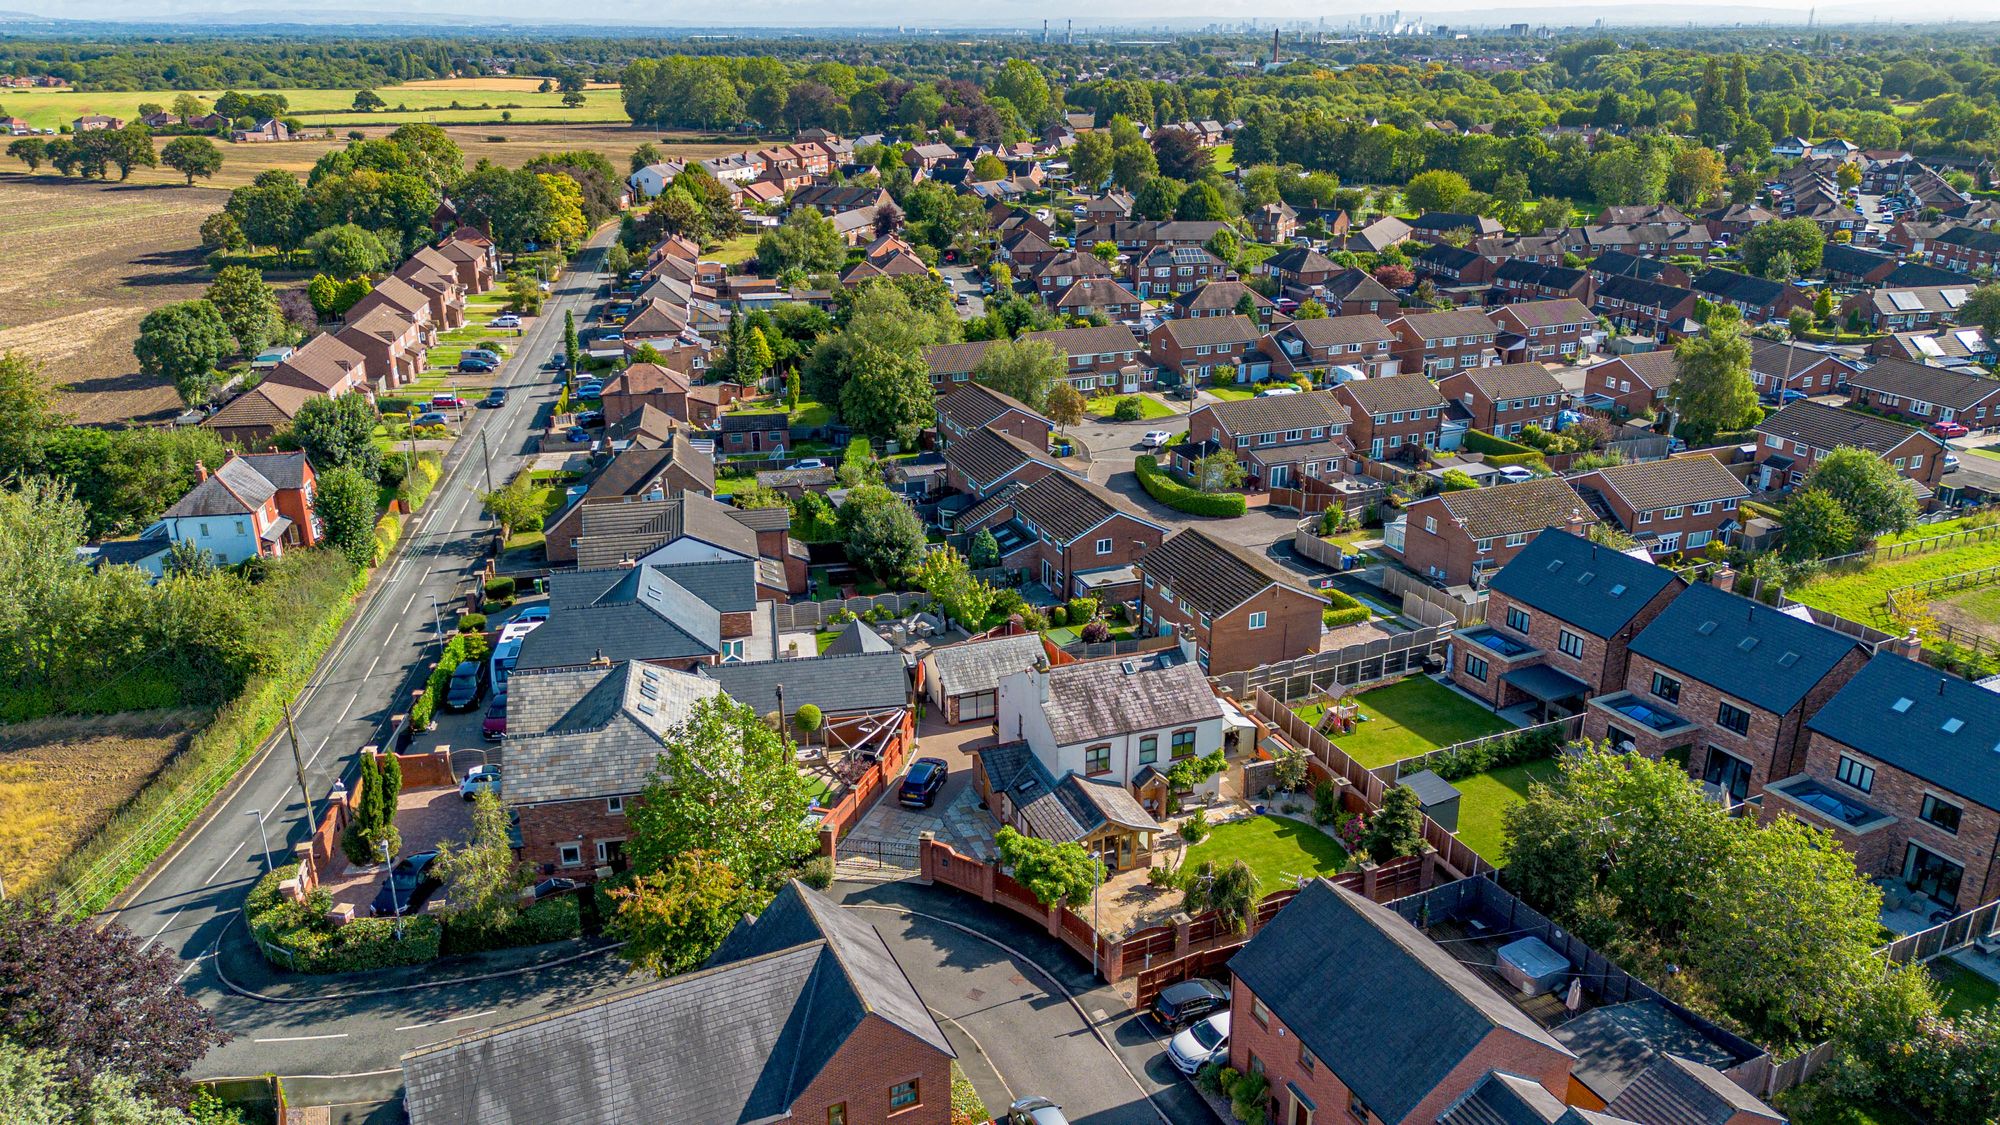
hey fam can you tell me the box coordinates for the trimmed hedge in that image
[438,895,582,956]
[1134,456,1247,517]
[246,865,441,974]
[1322,589,1371,629]
[1421,724,1564,782]
[1461,429,1537,456]
[410,632,493,731]
[1484,451,1549,470]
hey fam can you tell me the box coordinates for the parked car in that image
[1166,1012,1230,1075]
[513,605,551,624]
[565,426,592,444]
[575,382,604,399]
[413,411,450,428]
[480,388,507,408]
[1764,388,1808,406]
[458,359,495,373]
[431,393,463,411]
[481,699,507,740]
[792,458,827,470]
[369,852,441,917]
[1150,977,1228,1031]
[1494,465,1537,484]
[460,764,501,799]
[1139,430,1172,450]
[1930,420,1970,438]
[462,348,501,363]
[898,758,950,808]
[490,314,521,328]
[1945,453,1961,470]
[547,353,569,371]
[444,661,484,711]
[1001,1097,1071,1125]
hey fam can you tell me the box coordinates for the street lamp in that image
[379,839,404,940]
[431,595,443,642]
[246,810,274,873]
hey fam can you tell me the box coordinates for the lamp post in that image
[379,839,404,941]
[246,810,274,873]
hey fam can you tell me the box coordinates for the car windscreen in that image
[1190,1019,1224,1050]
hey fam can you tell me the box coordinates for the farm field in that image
[0,710,200,893]
[1929,582,2000,646]
[0,178,216,424]
[0,78,627,132]
[1787,532,2000,628]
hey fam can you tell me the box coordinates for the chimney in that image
[1887,629,1922,662]
[621,556,638,568]
[1709,564,1737,594]
[590,649,611,667]
[194,460,209,482]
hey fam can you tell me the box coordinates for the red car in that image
[1930,421,1969,438]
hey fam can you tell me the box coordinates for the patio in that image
[315,786,473,921]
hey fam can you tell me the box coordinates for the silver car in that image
[1003,1097,1070,1125]
[1166,1012,1230,1075]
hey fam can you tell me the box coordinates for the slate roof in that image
[1337,374,1447,416]
[515,561,747,671]
[1494,259,1590,291]
[1807,651,2000,812]
[943,426,1060,492]
[937,382,1048,434]
[1436,477,1591,540]
[1135,528,1323,615]
[1586,457,1749,512]
[162,456,282,519]
[1629,581,1863,715]
[1589,252,1676,283]
[1495,298,1594,330]
[1450,361,1565,402]
[1550,1000,1746,1105]
[1745,338,1844,380]
[1605,1055,1782,1125]
[1393,307,1498,341]
[564,441,716,517]
[1756,399,1945,459]
[1860,285,1971,318]
[1846,356,2000,411]
[924,632,1048,697]
[1035,655,1223,745]
[700,651,909,718]
[822,619,892,656]
[1487,530,1681,639]
[1006,470,1155,544]
[977,741,1159,843]
[1819,242,1896,277]
[1436,1070,1573,1125]
[1197,390,1351,436]
[1417,243,1482,272]
[401,882,950,1125]
[500,661,725,803]
[1410,211,1503,236]
[573,494,760,569]
[1228,880,1572,1125]
[603,361,692,398]
[1881,262,1966,288]
[1692,268,1791,309]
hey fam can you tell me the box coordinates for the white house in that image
[995,653,1228,795]
[627,161,688,200]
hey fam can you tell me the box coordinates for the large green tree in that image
[432,791,532,942]
[608,852,761,977]
[203,266,281,357]
[837,484,927,581]
[287,393,381,478]
[995,826,1102,910]
[755,206,845,277]
[0,352,70,482]
[970,338,1063,412]
[159,135,222,185]
[1665,319,1758,446]
[1780,488,1859,561]
[134,300,233,408]
[314,464,380,567]
[1741,217,1826,278]
[1806,445,1920,541]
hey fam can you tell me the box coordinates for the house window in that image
[1139,736,1158,764]
[1171,729,1197,759]
[1505,533,1528,548]
[829,1106,847,1125]
[1716,700,1751,736]
[1247,611,1268,630]
[1505,607,1530,633]
[1476,538,1494,553]
[607,796,625,815]
[1651,672,1682,704]
[721,639,745,663]
[1251,996,1270,1027]
[890,1080,920,1110]
[1693,501,1714,516]
[1096,537,1113,555]
[1836,755,1875,793]
[1921,794,1963,834]
[558,844,582,868]
[1299,1042,1317,1073]
[1085,744,1111,775]
[1465,654,1489,682]
[1664,506,1685,520]
[1638,509,1654,524]
[1350,1092,1373,1122]
[1557,629,1584,658]
[1424,516,1437,534]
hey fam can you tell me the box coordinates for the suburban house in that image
[1179,392,1353,491]
[1486,298,1595,363]
[1844,356,2000,431]
[512,558,772,673]
[1258,315,1400,381]
[1386,308,1500,376]
[1247,200,1299,243]
[1172,280,1277,325]
[562,492,806,596]
[1584,582,1869,802]
[1752,399,1947,494]
[1020,324,1150,393]
[71,114,123,131]
[1690,269,1812,324]
[1051,276,1144,322]
[1703,202,1779,241]
[599,361,700,426]
[1871,326,1996,367]
[1491,259,1594,305]
[1413,243,1492,287]
[201,382,320,446]
[231,118,291,142]
[1747,338,1853,399]
[1768,652,2000,915]
[1134,529,1328,674]
[1436,362,1565,438]
[1580,351,1677,416]
[335,304,427,389]
[713,411,791,456]
[542,440,717,566]
[1452,529,1685,717]
[1845,285,1968,333]
[936,382,1053,450]
[1030,250,1112,301]
[941,424,1064,498]
[1820,243,1901,286]
[955,470,1167,601]
[1923,225,2000,274]
[919,631,1048,724]
[125,453,322,575]
[1333,375,1449,462]
[1408,210,1504,244]
[1344,215,1414,254]
[1589,251,1692,291]
[262,333,371,400]
[1258,246,1342,292]
[1571,456,1750,558]
[346,275,439,341]
[1591,275,1700,338]
[1128,245,1230,299]
[399,880,956,1125]
[1146,315,1261,384]
[1394,478,1596,588]
[1320,269,1402,318]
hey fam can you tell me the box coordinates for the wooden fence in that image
[771,591,933,630]
[1208,625,1451,700]
[1292,518,1347,569]
[1371,715,1584,783]
[1380,565,1488,627]
[1811,521,2000,576]
[1887,560,2000,618]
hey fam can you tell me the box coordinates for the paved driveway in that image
[1068,405,1306,555]
[837,718,1003,868]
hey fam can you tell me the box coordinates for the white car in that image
[459,765,501,801]
[792,458,827,470]
[1256,385,1299,397]
[1495,465,1537,483]
[490,314,521,328]
[1139,430,1173,450]
[1166,1012,1230,1076]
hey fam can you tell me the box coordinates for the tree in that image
[170,93,209,120]
[1780,488,1858,561]
[0,897,226,1102]
[0,1038,208,1125]
[0,352,69,482]
[1151,127,1212,181]
[1111,135,1157,192]
[305,273,368,318]
[1959,283,2000,342]
[756,206,846,277]
[971,153,1009,182]
[7,137,46,171]
[102,123,156,180]
[911,545,997,629]
[838,485,927,581]
[626,695,818,888]
[1174,181,1228,222]
[1807,445,1920,541]
[134,300,232,408]
[1181,858,1258,933]
[1131,176,1185,222]
[1189,450,1247,492]
[995,826,1101,909]
[352,89,387,112]
[533,172,587,248]
[480,473,544,540]
[608,852,759,977]
[971,338,1062,412]
[159,135,222,185]
[432,791,531,940]
[1294,299,1328,320]
[305,224,390,277]
[1741,217,1826,279]
[198,211,246,252]
[315,464,380,567]
[1045,381,1086,430]
[203,266,280,357]
[1403,169,1472,214]
[1372,263,1415,290]
[1362,784,1425,862]
[1665,318,1758,446]
[838,337,935,447]
[1069,130,1114,189]
[1439,468,1479,492]
[968,528,1001,569]
[289,393,381,478]
[226,170,307,253]
[1665,147,1725,207]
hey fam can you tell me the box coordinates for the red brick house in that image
[1022,324,1150,394]
[1258,246,1342,292]
[335,304,426,390]
[1486,298,1594,364]
[1334,375,1448,462]
[542,439,718,566]
[262,333,373,401]
[1128,245,1229,300]
[1147,315,1260,384]
[1748,338,1853,399]
[1247,200,1299,243]
[1453,529,1685,716]
[1395,478,1595,587]
[1768,652,2000,914]
[1436,362,1565,438]
[714,411,791,456]
[201,382,320,447]
[943,425,1063,497]
[1322,269,1402,318]
[1171,281,1277,325]
[1030,250,1112,301]
[141,452,323,573]
[957,470,1167,599]
[1179,392,1353,491]
[1845,356,2000,431]
[1051,276,1143,321]
[1413,243,1493,287]
[1703,202,1778,242]
[1387,308,1499,376]
[1259,315,1399,381]
[1845,286,1966,333]
[1590,275,1700,338]
[1135,529,1326,674]
[600,361,692,426]
[1571,456,1750,557]
[1752,399,1947,494]
[935,382,1053,450]
[1581,351,1678,416]
[1923,225,2000,274]
[1584,581,1869,802]
[1691,269,1813,325]
[1491,259,1595,305]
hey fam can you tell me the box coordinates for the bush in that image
[1427,724,1561,782]
[245,865,442,973]
[485,576,517,601]
[1485,450,1549,470]
[411,632,493,731]
[1066,596,1098,623]
[1314,778,1341,825]
[794,703,824,733]
[1081,620,1111,643]
[1181,805,1210,844]
[439,895,581,956]
[457,613,487,633]
[798,855,835,890]
[1461,429,1537,457]
[1321,589,1371,629]
[1050,606,1068,627]
[1135,456,1248,517]
[1110,395,1145,422]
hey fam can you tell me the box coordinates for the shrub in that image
[1050,606,1068,627]
[485,576,517,601]
[1314,778,1341,825]
[1148,857,1184,888]
[457,613,487,633]
[1462,429,1537,456]
[1180,805,1210,844]
[439,895,580,956]
[1135,456,1248,517]
[1110,395,1145,422]
[1485,450,1548,470]
[411,632,493,731]
[793,703,823,733]
[1066,596,1098,623]
[1230,1070,1271,1125]
[372,513,401,561]
[1081,620,1111,643]
[245,865,442,973]
[798,855,835,890]
[1321,589,1371,629]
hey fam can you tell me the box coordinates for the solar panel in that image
[1888,290,1925,312]
[1943,289,1968,308]
[1916,336,1945,357]
[1956,330,1984,351]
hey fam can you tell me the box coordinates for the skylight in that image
[1943,717,1965,734]
[1777,652,1799,668]
[1608,584,1627,597]
[1697,621,1718,635]
[1739,636,1759,652]
[1892,697,1914,713]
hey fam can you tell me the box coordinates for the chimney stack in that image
[195,460,209,482]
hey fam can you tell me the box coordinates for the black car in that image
[458,359,495,373]
[444,661,484,711]
[574,409,604,428]
[898,757,949,808]
[1151,977,1229,1030]
[480,388,507,408]
[370,851,441,916]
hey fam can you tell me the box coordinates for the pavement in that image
[102,225,650,1094]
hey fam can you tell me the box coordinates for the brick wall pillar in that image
[1421,846,1440,890]
[918,832,937,885]
[1359,859,1380,900]
[1171,912,1193,958]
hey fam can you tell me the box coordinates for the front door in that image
[1904,842,1965,906]
[1702,747,1754,801]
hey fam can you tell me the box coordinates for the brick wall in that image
[789,1015,953,1125]
[516,795,629,878]
[1210,588,1324,675]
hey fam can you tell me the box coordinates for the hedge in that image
[373,512,402,561]
[1421,724,1564,782]
[1484,451,1549,470]
[410,632,493,731]
[1461,430,1537,457]
[246,865,441,974]
[438,895,582,956]
[1322,589,1371,629]
[1134,456,1247,517]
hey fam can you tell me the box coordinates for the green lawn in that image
[1930,956,2000,1016]
[0,83,631,130]
[814,630,840,654]
[714,470,758,496]
[706,233,763,267]
[1183,814,1348,898]
[1210,143,1236,173]
[1452,759,1561,864]
[1296,677,1512,769]
[501,482,564,552]
[1205,385,1257,401]
[1789,535,2000,627]
[1085,393,1177,420]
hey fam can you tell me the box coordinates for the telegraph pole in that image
[478,428,494,495]
[283,701,317,834]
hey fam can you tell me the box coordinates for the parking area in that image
[836,717,999,867]
[314,785,474,920]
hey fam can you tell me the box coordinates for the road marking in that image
[401,590,419,614]
[138,907,184,952]
[252,1033,350,1043]
[205,841,248,885]
[394,1008,497,1032]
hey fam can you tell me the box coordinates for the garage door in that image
[958,691,996,721]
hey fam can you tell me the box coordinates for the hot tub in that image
[1496,936,1570,996]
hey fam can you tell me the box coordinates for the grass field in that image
[1205,385,1258,401]
[1085,393,1177,420]
[0,710,201,892]
[1788,533,2000,628]
[0,80,627,132]
[1931,582,2000,646]
[1183,814,1348,898]
[1452,759,1561,864]
[1296,677,1512,769]
[1210,144,1236,173]
[1930,955,2000,1016]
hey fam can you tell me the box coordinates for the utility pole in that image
[478,428,494,496]
[247,810,275,873]
[282,701,317,836]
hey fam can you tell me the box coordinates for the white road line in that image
[394,1008,497,1032]
[252,1033,350,1044]
[138,906,184,952]
[205,840,248,885]
[401,590,419,614]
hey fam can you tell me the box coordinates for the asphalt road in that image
[104,226,647,1086]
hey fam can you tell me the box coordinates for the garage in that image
[957,690,997,721]
[919,632,1046,726]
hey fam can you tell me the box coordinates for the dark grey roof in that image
[1756,399,1945,459]
[1604,1055,1781,1125]
[574,493,760,569]
[1882,262,1966,288]
[937,382,1047,433]
[1807,651,2000,812]
[1550,1000,1747,1104]
[1033,655,1223,745]
[1005,470,1156,544]
[401,882,950,1125]
[1489,530,1680,639]
[1691,268,1789,308]
[1494,259,1589,291]
[1437,1070,1571,1125]
[1227,880,1570,1125]
[924,632,1047,696]
[1136,529,1323,616]
[1593,273,1694,311]
[1847,356,2000,412]
[162,456,280,519]
[1285,313,1396,349]
[1584,457,1750,512]
[515,562,745,671]
[699,651,908,718]
[943,426,1060,492]
[500,662,726,804]
[1628,582,1862,715]
[1819,242,1895,276]
[1197,389,1351,437]
[239,451,311,490]
[977,741,1159,842]
[823,619,892,656]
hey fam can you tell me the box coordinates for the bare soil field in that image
[1929,582,2000,647]
[0,178,214,424]
[0,709,201,893]
[396,76,622,91]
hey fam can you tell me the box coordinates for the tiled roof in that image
[202,382,317,431]
[944,426,1059,491]
[1436,1070,1571,1125]
[1021,324,1145,358]
[515,562,748,671]
[1593,274,1695,311]
[1393,307,1497,341]
[699,651,908,718]
[1416,242,1482,271]
[1494,259,1589,291]
[1436,477,1592,540]
[924,632,1047,697]
[1172,281,1272,314]
[1038,656,1222,745]
[239,451,311,490]
[1629,582,1862,715]
[1591,350,1680,390]
[923,339,999,377]
[1756,399,1944,459]
[1585,456,1749,512]
[604,362,692,397]
[1487,529,1680,639]
[1745,338,1843,379]
[976,741,1160,843]
[1692,268,1790,308]
[1286,313,1395,349]
[1265,246,1339,275]
[1451,361,1565,401]
[573,493,759,569]
[1337,373,1446,416]
[1496,298,1594,330]
[1589,251,1675,282]
[1846,356,2000,411]
[1135,528,1321,615]
[1005,470,1154,544]
[162,456,281,519]
[501,661,725,803]
[268,333,366,392]
[937,382,1047,433]
[1551,999,1748,1105]
[1198,390,1350,436]
[1862,286,1971,317]
[1054,277,1142,309]
[1323,269,1400,304]
[1807,652,2000,812]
